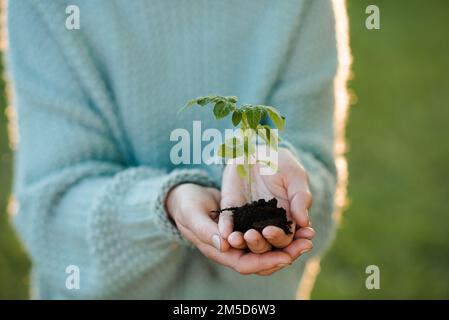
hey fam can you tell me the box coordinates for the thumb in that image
[218,189,246,239]
[218,194,247,239]
[285,174,313,228]
[185,208,230,252]
[219,165,247,239]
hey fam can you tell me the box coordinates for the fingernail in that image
[212,234,221,251]
[276,262,291,268]
[306,226,316,234]
[306,209,311,225]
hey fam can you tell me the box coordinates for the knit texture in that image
[6,0,340,299]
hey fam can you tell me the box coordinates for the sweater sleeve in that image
[268,0,341,256]
[7,1,218,298]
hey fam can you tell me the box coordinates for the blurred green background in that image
[1,0,448,299]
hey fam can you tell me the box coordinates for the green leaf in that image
[186,99,197,108]
[197,97,209,106]
[216,144,225,158]
[225,136,241,147]
[243,137,256,156]
[228,96,238,104]
[236,164,248,179]
[213,102,232,119]
[232,110,242,126]
[217,138,243,158]
[259,107,269,120]
[257,124,279,150]
[217,144,243,159]
[245,107,262,129]
[266,106,285,131]
[178,98,198,114]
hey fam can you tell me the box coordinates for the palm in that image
[220,148,314,252]
[223,162,294,229]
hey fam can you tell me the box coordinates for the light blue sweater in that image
[7,0,339,299]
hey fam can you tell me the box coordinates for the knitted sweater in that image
[7,0,340,299]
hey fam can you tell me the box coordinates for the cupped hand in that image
[166,183,311,275]
[219,147,315,254]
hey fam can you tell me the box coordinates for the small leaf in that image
[260,107,269,120]
[257,124,279,150]
[197,97,209,106]
[243,137,256,156]
[236,164,248,179]
[245,107,262,129]
[213,102,232,119]
[227,96,238,104]
[186,99,197,107]
[217,143,228,158]
[266,106,285,131]
[211,96,222,103]
[232,110,242,126]
[178,98,198,114]
[180,95,239,116]
[217,138,243,159]
[225,136,241,147]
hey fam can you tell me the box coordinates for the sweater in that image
[6,0,340,299]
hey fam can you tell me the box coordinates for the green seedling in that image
[180,95,285,202]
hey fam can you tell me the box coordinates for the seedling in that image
[181,95,292,234]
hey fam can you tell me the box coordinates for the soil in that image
[216,198,292,234]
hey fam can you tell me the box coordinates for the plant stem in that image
[241,113,253,203]
[247,162,252,203]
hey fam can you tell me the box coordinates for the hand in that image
[166,183,310,275]
[219,147,314,254]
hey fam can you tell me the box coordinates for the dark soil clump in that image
[216,198,292,234]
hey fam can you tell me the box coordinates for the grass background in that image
[1,0,448,299]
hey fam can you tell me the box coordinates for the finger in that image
[290,191,313,228]
[244,229,272,254]
[195,238,292,275]
[282,238,313,261]
[219,164,248,238]
[179,205,230,252]
[181,215,292,275]
[219,196,246,240]
[219,195,246,240]
[262,226,294,249]
[218,210,234,240]
[233,250,292,275]
[228,231,247,249]
[178,224,235,266]
[279,159,313,228]
[294,227,316,240]
[257,266,285,276]
[206,188,222,221]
